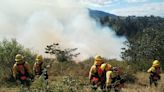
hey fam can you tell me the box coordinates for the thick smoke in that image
[0,0,126,61]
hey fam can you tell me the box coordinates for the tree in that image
[122,28,164,70]
[45,43,80,62]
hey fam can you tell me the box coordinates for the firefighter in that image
[147,60,161,87]
[12,54,33,90]
[106,67,125,92]
[99,63,112,92]
[33,55,48,79]
[33,55,44,76]
[89,55,104,91]
[33,55,49,89]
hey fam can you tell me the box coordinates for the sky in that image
[80,0,164,17]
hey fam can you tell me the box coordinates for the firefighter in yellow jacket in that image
[106,67,124,92]
[33,55,48,79]
[89,55,104,90]
[33,55,44,76]
[13,54,33,88]
[99,63,112,92]
[147,60,161,87]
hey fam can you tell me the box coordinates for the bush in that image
[49,76,90,92]
[0,39,35,84]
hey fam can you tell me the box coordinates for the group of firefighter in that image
[12,54,49,90]
[89,55,161,92]
[12,54,161,92]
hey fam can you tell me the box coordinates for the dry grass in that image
[0,65,164,92]
[122,73,164,92]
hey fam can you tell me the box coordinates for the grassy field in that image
[122,73,164,92]
[0,72,163,92]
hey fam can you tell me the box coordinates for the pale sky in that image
[80,0,164,17]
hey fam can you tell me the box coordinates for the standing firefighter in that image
[89,55,104,91]
[33,55,44,76]
[147,60,161,87]
[99,63,112,92]
[13,54,33,91]
[33,55,49,89]
[106,67,124,92]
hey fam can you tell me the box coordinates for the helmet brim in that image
[95,58,102,61]
[152,64,159,67]
[15,58,22,62]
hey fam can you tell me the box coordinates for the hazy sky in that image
[81,0,164,16]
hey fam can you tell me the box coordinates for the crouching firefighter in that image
[89,55,104,91]
[13,54,34,90]
[106,67,125,92]
[147,60,161,87]
[99,63,112,92]
[33,55,49,88]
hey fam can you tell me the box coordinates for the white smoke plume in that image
[0,0,126,61]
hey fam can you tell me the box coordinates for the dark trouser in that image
[17,79,31,92]
[17,78,31,87]
[100,80,106,92]
[106,86,120,92]
[91,77,100,91]
[149,77,157,87]
[149,75,160,87]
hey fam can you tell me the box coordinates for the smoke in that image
[0,0,126,61]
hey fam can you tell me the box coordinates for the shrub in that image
[0,39,35,84]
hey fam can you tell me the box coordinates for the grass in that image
[122,73,164,92]
[1,73,163,92]
[0,60,163,92]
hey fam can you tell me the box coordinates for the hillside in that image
[89,9,164,70]
[89,9,164,39]
[89,9,117,18]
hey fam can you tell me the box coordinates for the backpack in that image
[16,62,29,81]
[150,67,161,80]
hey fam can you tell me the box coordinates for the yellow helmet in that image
[152,60,160,67]
[95,55,102,61]
[94,55,103,66]
[15,54,24,62]
[100,63,112,71]
[36,55,43,62]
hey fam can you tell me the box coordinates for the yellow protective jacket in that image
[106,71,117,86]
[13,61,32,79]
[89,65,97,80]
[89,65,102,80]
[147,66,156,73]
[33,62,44,75]
[147,66,161,78]
[147,66,160,74]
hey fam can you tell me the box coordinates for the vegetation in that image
[0,14,164,91]
[0,39,35,84]
[95,15,164,71]
[45,43,80,62]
